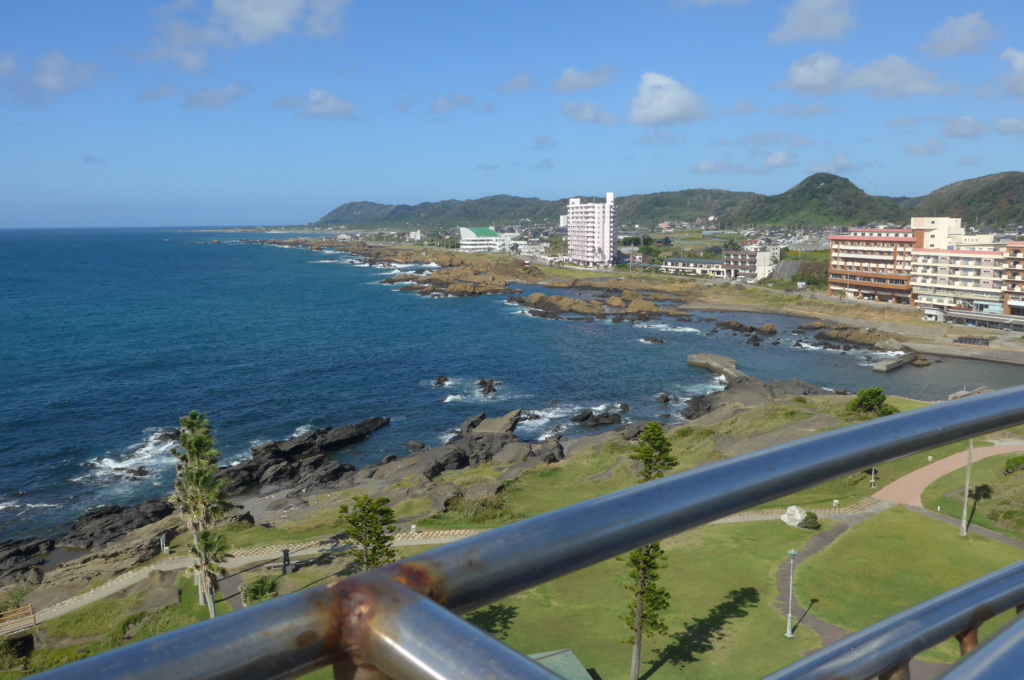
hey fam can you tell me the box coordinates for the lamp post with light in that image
[785,549,798,638]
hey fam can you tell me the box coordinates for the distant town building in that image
[660,258,726,278]
[724,248,779,280]
[912,248,1005,315]
[458,227,507,253]
[1004,242,1024,316]
[564,193,618,267]
[407,230,424,242]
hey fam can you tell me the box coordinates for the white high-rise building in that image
[565,193,617,266]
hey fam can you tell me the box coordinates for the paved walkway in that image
[872,444,1023,508]
[772,517,946,680]
[35,530,480,623]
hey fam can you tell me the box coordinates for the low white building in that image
[564,193,618,267]
[459,227,508,253]
[407,230,425,242]
[660,258,726,278]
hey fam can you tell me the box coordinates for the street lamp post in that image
[785,549,798,638]
[960,438,974,537]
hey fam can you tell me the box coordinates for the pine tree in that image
[340,495,397,572]
[623,422,678,680]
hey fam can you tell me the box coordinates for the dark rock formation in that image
[758,324,778,334]
[61,499,174,550]
[641,337,665,344]
[219,417,388,495]
[683,375,827,419]
[571,410,623,429]
[433,376,450,387]
[477,379,498,395]
[620,403,630,413]
[716,320,756,333]
[405,441,425,451]
[0,538,55,585]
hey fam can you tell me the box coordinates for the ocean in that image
[3,227,1024,541]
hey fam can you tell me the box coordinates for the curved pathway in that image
[872,444,1023,508]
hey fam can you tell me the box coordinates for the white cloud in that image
[809,152,854,173]
[769,0,855,44]
[634,129,680,145]
[782,52,953,99]
[768,102,837,118]
[82,154,105,165]
[763,150,799,168]
[738,131,788,155]
[274,88,354,117]
[920,12,997,58]
[779,51,844,96]
[942,116,988,138]
[499,73,534,93]
[139,83,180,102]
[627,72,710,126]
[532,135,556,150]
[904,137,946,156]
[846,55,953,98]
[693,155,742,174]
[186,82,249,108]
[393,98,413,112]
[960,156,981,166]
[429,92,473,114]
[996,118,1024,135]
[14,51,97,105]
[732,99,759,115]
[146,0,350,72]
[533,158,554,170]
[561,101,618,125]
[789,134,814,147]
[1003,48,1024,99]
[0,53,15,78]
[552,66,618,93]
[474,163,499,171]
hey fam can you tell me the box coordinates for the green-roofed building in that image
[527,649,592,680]
[459,226,508,252]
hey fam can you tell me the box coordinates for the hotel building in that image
[827,228,916,303]
[565,193,618,267]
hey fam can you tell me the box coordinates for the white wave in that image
[291,423,314,438]
[309,259,342,264]
[682,382,726,396]
[0,501,20,511]
[75,428,179,484]
[635,322,701,334]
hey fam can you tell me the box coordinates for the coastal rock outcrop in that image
[0,538,55,585]
[683,374,826,419]
[61,499,175,550]
[219,417,388,495]
[716,320,756,333]
[523,293,604,316]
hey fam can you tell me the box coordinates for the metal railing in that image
[29,385,1024,680]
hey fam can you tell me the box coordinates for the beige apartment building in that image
[1003,242,1024,316]
[911,248,1005,315]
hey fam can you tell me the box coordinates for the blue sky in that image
[1,0,1023,227]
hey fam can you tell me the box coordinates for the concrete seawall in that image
[687,353,749,381]
[872,352,918,372]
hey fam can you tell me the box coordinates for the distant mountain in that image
[316,172,1024,230]
[902,172,1024,227]
[317,189,757,230]
[721,173,905,227]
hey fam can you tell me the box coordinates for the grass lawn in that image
[457,521,825,680]
[920,452,1024,542]
[796,506,1024,664]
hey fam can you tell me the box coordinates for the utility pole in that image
[784,549,797,638]
[960,439,974,537]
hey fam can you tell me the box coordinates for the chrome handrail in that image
[30,386,1024,680]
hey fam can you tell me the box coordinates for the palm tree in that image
[189,529,231,619]
[170,463,229,546]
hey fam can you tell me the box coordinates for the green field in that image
[921,452,1024,541]
[796,506,1024,664]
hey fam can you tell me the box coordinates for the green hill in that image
[721,173,905,227]
[316,172,1024,230]
[317,189,757,230]
[902,172,1024,227]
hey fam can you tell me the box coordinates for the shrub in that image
[798,512,821,530]
[848,387,898,417]
[1006,456,1024,475]
[240,575,280,607]
[792,396,808,404]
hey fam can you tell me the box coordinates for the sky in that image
[1,0,1023,228]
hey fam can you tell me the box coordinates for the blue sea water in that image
[3,227,1024,541]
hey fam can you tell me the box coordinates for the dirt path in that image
[872,444,1024,508]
